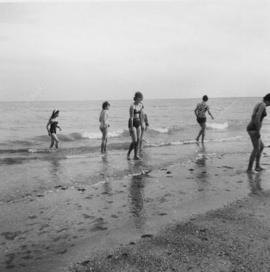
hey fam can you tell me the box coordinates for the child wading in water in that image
[194,95,214,143]
[46,110,61,149]
[99,101,110,153]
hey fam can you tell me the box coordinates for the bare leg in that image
[255,139,264,171]
[247,131,260,172]
[100,128,108,153]
[196,122,206,142]
[201,123,206,143]
[134,126,142,159]
[49,135,54,148]
[51,133,59,149]
[139,128,145,152]
[128,128,137,160]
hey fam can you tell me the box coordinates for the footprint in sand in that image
[82,214,95,219]
[158,212,167,216]
[90,217,108,231]
[1,231,22,240]
[5,253,15,269]
[141,234,153,238]
[56,248,68,255]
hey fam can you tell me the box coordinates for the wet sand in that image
[70,189,270,272]
[1,141,270,272]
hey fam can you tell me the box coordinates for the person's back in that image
[196,101,209,118]
[247,102,266,131]
[99,109,109,129]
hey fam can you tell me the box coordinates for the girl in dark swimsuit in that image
[127,92,144,160]
[194,95,214,143]
[247,93,270,172]
[46,110,62,149]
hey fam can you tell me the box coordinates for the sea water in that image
[0,97,268,202]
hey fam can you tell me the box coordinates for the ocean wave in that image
[82,129,126,139]
[207,122,229,130]
[0,135,243,165]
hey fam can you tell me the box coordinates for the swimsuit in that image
[50,119,58,134]
[247,102,267,131]
[128,118,141,128]
[196,102,209,124]
[128,103,142,129]
[197,117,207,124]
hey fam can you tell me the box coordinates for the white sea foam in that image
[207,122,229,130]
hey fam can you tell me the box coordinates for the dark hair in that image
[263,93,270,102]
[202,95,208,102]
[50,109,59,119]
[102,101,110,109]
[133,91,143,101]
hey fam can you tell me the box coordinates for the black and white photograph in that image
[1,0,270,271]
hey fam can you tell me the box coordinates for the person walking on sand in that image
[246,93,270,173]
[127,91,144,160]
[139,108,149,152]
[46,109,61,149]
[99,101,110,153]
[194,95,214,143]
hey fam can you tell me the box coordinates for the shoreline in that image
[1,140,270,272]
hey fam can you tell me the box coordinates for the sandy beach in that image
[70,189,270,272]
[1,139,270,272]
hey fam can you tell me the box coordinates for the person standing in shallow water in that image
[127,91,144,160]
[194,95,214,143]
[246,93,270,173]
[46,110,61,149]
[99,101,110,153]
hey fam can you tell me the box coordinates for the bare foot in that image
[247,169,256,174]
[134,156,141,160]
[255,166,265,172]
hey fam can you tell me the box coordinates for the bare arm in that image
[194,105,199,117]
[207,108,214,119]
[104,110,109,127]
[129,104,134,121]
[46,119,51,135]
[254,103,265,132]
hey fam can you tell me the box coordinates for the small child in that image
[99,101,110,153]
[46,109,62,149]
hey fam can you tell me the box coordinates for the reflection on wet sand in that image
[49,158,61,183]
[128,174,146,230]
[247,172,263,195]
[195,143,208,183]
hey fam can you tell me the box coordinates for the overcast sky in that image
[0,0,270,101]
